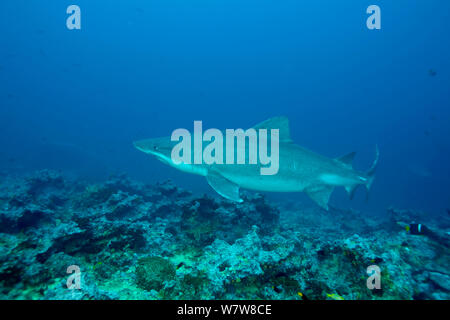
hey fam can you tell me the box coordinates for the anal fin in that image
[206,171,243,203]
[306,186,334,210]
[345,185,358,200]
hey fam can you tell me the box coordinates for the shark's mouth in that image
[152,153,172,165]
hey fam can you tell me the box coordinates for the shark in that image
[134,117,379,210]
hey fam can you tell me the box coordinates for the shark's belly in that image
[222,170,306,192]
[171,162,208,176]
[242,179,304,192]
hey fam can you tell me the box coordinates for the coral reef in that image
[135,256,176,291]
[0,170,448,299]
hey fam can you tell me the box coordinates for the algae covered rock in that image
[135,256,175,291]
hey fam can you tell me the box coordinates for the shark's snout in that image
[133,139,157,154]
[134,138,174,166]
[133,140,144,151]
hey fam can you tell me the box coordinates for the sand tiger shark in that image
[134,117,378,210]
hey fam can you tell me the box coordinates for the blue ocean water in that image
[1,0,449,215]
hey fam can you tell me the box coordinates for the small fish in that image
[374,257,383,263]
[176,262,185,270]
[297,292,308,300]
[273,285,282,293]
[370,257,383,264]
[326,293,345,300]
[405,225,410,232]
[92,262,103,270]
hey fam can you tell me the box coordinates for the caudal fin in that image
[344,146,379,199]
[365,145,379,192]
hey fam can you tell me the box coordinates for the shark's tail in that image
[365,145,379,192]
[345,145,379,200]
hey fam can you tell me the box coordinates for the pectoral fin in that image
[206,171,243,202]
[306,186,334,210]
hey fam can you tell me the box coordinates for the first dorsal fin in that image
[253,116,291,142]
[336,152,356,168]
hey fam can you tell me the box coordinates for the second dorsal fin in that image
[336,152,356,168]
